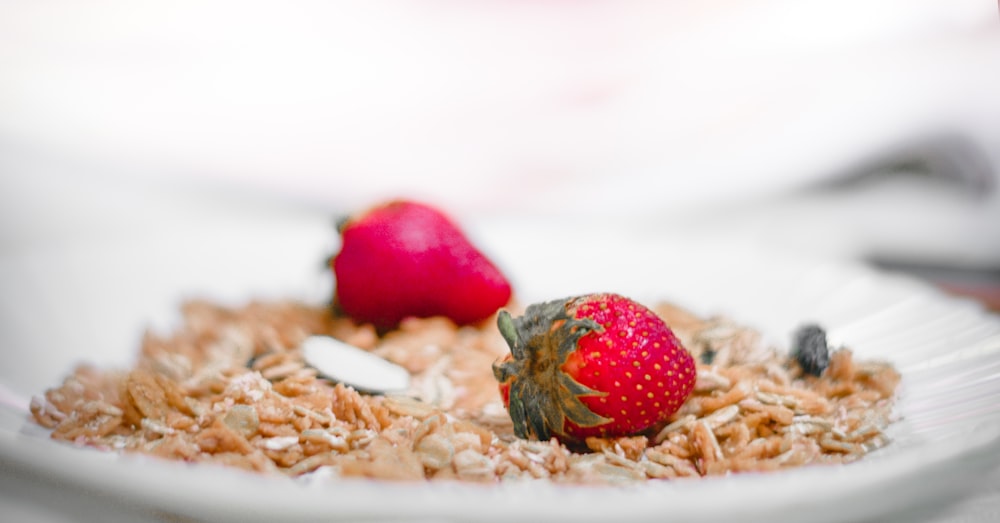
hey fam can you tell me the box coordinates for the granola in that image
[30,298,900,483]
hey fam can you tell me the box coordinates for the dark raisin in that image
[792,324,829,376]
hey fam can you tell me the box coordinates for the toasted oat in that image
[30,299,900,484]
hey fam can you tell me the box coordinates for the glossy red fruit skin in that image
[562,295,694,438]
[493,293,696,443]
[332,200,512,330]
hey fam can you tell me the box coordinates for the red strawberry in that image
[332,200,512,330]
[492,293,695,443]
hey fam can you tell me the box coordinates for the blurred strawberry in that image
[332,199,512,330]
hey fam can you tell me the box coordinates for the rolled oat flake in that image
[301,335,411,394]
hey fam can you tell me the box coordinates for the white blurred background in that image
[2,0,999,310]
[2,1,999,269]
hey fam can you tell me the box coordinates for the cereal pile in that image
[30,299,900,483]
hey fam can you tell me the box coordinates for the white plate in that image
[1,194,999,523]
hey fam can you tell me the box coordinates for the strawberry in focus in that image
[332,200,512,330]
[492,293,696,444]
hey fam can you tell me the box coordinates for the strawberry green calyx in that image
[492,299,611,441]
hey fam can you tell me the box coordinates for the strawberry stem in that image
[492,297,611,442]
[497,311,520,359]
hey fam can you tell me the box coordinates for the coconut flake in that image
[300,335,411,394]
